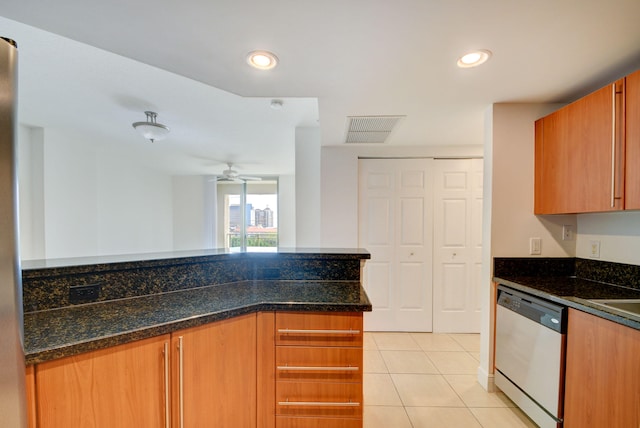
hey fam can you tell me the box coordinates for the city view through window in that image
[225,181,278,251]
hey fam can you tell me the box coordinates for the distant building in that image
[254,206,274,227]
[229,203,253,230]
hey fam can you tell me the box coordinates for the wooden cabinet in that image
[27,311,364,428]
[171,313,256,428]
[26,365,36,428]
[625,69,640,209]
[32,314,258,428]
[34,334,170,428]
[274,312,363,428]
[535,79,625,214]
[564,308,640,427]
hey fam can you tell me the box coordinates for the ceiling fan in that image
[215,162,262,182]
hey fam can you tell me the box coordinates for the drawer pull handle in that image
[277,329,361,335]
[277,365,359,371]
[279,399,360,407]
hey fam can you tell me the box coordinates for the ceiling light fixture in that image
[270,99,284,110]
[457,49,492,68]
[246,50,279,70]
[132,111,170,143]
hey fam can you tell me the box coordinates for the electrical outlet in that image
[530,237,542,255]
[589,240,601,258]
[562,225,574,241]
[69,283,101,304]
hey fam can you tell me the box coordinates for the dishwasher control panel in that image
[497,285,566,333]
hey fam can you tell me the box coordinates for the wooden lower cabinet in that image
[28,311,363,428]
[564,308,640,427]
[172,313,257,428]
[274,312,363,427]
[35,334,170,428]
[25,365,36,428]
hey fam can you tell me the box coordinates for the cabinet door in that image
[35,335,170,428]
[535,81,624,213]
[26,365,36,428]
[626,69,640,209]
[564,309,640,427]
[173,313,257,428]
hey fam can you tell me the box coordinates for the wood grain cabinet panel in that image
[274,312,363,427]
[275,312,363,347]
[276,416,363,428]
[26,365,36,428]
[625,69,640,209]
[275,346,362,382]
[34,335,170,428]
[172,313,257,428]
[535,80,625,214]
[564,308,640,427]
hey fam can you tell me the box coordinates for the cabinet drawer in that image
[276,381,362,418]
[275,312,363,347]
[276,416,362,428]
[276,347,362,382]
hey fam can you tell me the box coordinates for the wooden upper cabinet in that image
[625,69,640,209]
[535,80,625,214]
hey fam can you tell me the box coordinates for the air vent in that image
[345,115,405,144]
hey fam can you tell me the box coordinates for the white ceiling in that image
[2,0,640,176]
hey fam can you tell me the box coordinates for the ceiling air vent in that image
[345,115,405,143]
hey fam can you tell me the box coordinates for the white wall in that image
[278,174,296,247]
[576,211,640,264]
[479,103,575,390]
[295,127,321,247]
[172,176,212,251]
[17,125,45,260]
[19,127,174,259]
[321,144,485,248]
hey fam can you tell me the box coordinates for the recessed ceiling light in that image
[246,50,279,70]
[457,50,492,68]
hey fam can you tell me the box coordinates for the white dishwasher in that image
[495,285,567,428]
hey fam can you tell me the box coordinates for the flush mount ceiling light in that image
[246,50,279,70]
[132,111,170,143]
[457,49,492,68]
[270,99,284,110]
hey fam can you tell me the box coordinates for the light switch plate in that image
[590,240,601,258]
[530,237,542,255]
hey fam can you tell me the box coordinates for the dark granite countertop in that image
[24,279,372,365]
[494,275,640,330]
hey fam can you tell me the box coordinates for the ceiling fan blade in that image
[239,176,262,181]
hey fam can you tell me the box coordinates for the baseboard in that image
[477,365,496,392]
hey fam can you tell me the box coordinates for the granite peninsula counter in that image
[22,248,372,365]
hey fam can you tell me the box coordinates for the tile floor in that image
[363,332,538,428]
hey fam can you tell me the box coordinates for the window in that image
[217,179,278,251]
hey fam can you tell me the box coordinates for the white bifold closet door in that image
[358,158,434,332]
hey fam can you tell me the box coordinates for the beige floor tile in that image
[364,350,388,373]
[426,351,479,374]
[469,351,481,362]
[364,406,412,428]
[410,333,465,352]
[363,332,378,350]
[363,373,403,406]
[406,407,483,428]
[380,350,439,374]
[470,407,538,428]
[371,332,421,350]
[449,333,481,352]
[444,374,513,408]
[391,374,465,407]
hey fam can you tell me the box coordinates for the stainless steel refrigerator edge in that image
[0,37,27,428]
